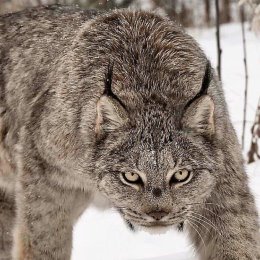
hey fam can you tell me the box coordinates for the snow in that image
[71,23,260,260]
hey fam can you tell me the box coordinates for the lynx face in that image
[97,127,216,231]
[95,63,216,231]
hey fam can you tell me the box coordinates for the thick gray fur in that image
[0,5,259,260]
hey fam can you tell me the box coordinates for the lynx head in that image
[94,61,218,232]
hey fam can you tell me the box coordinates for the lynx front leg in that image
[0,190,15,260]
[13,182,73,260]
[12,168,88,260]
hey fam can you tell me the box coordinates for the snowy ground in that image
[71,23,260,260]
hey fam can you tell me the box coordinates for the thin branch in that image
[241,6,249,150]
[215,0,222,80]
[205,0,211,26]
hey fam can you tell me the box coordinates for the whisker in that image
[125,212,147,221]
[187,216,211,234]
[192,212,220,227]
[185,202,223,220]
[117,207,149,222]
[193,212,241,235]
[186,202,224,209]
[110,207,127,212]
[201,207,222,219]
[167,211,188,221]
[190,213,223,237]
[187,220,206,253]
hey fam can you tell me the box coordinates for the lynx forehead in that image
[0,5,259,260]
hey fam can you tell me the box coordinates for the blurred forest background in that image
[0,0,258,27]
[0,0,260,164]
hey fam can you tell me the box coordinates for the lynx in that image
[0,5,259,260]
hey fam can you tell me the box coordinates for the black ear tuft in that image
[182,61,214,136]
[103,61,114,97]
[95,62,128,137]
[185,60,212,110]
[103,61,126,109]
[201,60,212,96]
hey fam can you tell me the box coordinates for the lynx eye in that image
[122,172,141,184]
[170,169,192,185]
[119,171,145,190]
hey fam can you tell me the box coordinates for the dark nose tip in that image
[148,210,169,221]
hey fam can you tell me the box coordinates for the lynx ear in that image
[95,95,128,136]
[181,95,215,136]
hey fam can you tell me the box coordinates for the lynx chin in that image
[0,5,259,260]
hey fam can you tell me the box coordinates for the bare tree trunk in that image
[205,0,211,26]
[241,6,249,150]
[221,0,231,23]
[179,2,192,27]
[215,0,222,80]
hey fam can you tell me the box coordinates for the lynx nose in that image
[148,210,169,221]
